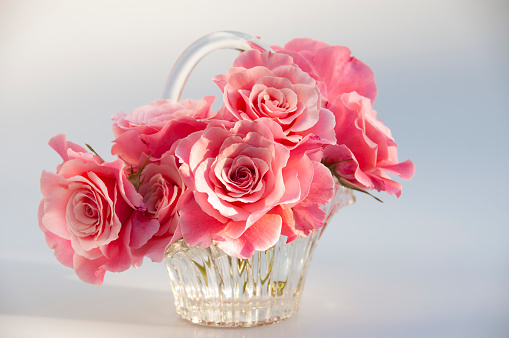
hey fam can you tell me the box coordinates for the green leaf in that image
[335,175,384,203]
[127,154,152,191]
[85,144,104,162]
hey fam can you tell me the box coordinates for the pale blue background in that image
[1,0,508,337]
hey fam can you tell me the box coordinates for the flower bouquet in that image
[38,31,414,327]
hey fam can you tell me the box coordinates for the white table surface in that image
[1,1,508,337]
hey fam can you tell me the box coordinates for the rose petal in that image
[179,190,227,247]
[216,214,282,259]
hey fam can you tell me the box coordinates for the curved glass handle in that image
[162,31,274,101]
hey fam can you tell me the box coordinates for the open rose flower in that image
[213,50,336,147]
[112,96,215,138]
[111,97,214,165]
[38,135,143,284]
[273,38,377,104]
[176,119,333,258]
[323,92,415,197]
[273,140,335,242]
[129,154,184,266]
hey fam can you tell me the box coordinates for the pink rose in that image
[38,134,143,284]
[111,97,214,165]
[129,154,184,266]
[112,96,215,138]
[175,120,334,258]
[272,38,377,104]
[213,50,336,147]
[323,92,415,197]
[272,141,335,242]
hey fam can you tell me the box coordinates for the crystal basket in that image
[164,181,354,327]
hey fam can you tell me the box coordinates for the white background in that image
[1,0,508,337]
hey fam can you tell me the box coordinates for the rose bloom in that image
[273,39,414,196]
[129,154,184,266]
[272,141,335,242]
[112,96,215,138]
[111,97,214,165]
[213,50,336,147]
[272,38,377,105]
[323,92,415,197]
[175,119,334,258]
[38,135,142,284]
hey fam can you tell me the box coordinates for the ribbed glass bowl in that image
[163,183,354,327]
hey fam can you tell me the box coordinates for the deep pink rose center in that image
[143,174,180,215]
[67,185,109,239]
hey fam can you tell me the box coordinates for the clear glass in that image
[162,31,274,101]
[164,183,355,327]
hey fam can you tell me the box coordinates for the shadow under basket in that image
[163,183,354,327]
